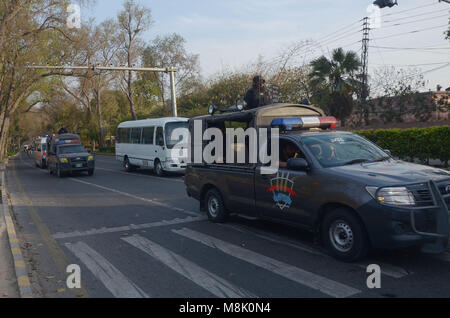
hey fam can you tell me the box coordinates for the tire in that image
[124,157,134,172]
[154,160,164,177]
[204,188,228,223]
[322,208,369,262]
[88,169,94,176]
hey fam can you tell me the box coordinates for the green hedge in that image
[354,126,450,167]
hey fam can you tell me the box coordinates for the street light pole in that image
[27,65,179,117]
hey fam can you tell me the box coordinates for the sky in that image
[81,0,450,92]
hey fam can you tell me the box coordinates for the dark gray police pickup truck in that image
[185,103,450,262]
[46,134,95,177]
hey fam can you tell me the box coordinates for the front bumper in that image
[163,161,187,173]
[358,180,449,252]
[60,161,95,172]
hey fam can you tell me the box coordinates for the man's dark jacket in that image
[244,87,272,109]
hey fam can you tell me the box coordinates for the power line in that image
[382,8,446,23]
[421,62,450,74]
[379,13,449,28]
[371,24,448,41]
[372,61,450,67]
[370,45,450,50]
[382,2,440,17]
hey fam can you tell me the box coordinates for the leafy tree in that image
[309,48,361,124]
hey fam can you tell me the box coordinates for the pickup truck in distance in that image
[46,134,95,177]
[185,103,450,262]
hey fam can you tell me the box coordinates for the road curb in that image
[1,169,33,298]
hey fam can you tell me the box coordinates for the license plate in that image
[75,163,83,168]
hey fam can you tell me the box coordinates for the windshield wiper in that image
[343,159,370,166]
[372,156,391,163]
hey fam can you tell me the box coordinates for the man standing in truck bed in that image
[244,75,272,109]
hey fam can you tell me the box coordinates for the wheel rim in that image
[156,162,162,175]
[208,196,220,218]
[329,220,354,253]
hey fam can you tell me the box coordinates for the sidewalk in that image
[0,163,19,298]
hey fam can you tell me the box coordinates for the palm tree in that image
[309,48,361,125]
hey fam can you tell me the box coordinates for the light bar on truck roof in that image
[271,116,338,130]
[56,139,80,145]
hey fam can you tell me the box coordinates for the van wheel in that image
[205,189,228,223]
[322,208,369,262]
[124,158,134,172]
[154,160,164,177]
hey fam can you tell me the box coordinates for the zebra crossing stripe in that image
[65,242,149,298]
[122,235,256,298]
[172,228,361,298]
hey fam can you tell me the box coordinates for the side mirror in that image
[236,99,246,111]
[208,104,218,115]
[287,158,309,171]
[384,149,392,156]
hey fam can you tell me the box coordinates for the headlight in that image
[60,158,69,163]
[88,156,94,161]
[366,186,415,206]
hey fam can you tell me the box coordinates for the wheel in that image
[88,169,94,176]
[124,157,135,172]
[204,188,228,223]
[322,208,369,262]
[154,160,164,177]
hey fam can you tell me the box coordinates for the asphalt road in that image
[5,151,450,298]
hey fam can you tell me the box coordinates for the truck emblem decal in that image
[266,172,297,211]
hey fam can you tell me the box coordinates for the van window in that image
[165,122,188,149]
[142,127,154,145]
[130,128,142,144]
[155,127,164,146]
[118,128,130,143]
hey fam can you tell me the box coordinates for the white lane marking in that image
[356,262,410,279]
[69,178,199,217]
[65,241,149,298]
[96,167,184,183]
[122,235,256,298]
[53,216,206,239]
[173,228,361,298]
[222,223,411,279]
[219,223,323,256]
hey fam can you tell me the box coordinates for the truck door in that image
[254,138,315,226]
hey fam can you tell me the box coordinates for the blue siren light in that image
[271,118,304,131]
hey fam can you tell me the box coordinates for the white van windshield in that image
[165,122,189,149]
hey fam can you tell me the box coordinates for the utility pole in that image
[27,65,179,117]
[360,17,370,103]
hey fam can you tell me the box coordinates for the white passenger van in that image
[116,117,189,176]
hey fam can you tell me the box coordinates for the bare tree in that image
[117,0,153,120]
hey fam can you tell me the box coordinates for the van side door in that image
[154,126,166,164]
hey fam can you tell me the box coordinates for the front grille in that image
[407,183,434,207]
[70,158,87,168]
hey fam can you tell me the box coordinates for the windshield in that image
[165,122,189,149]
[58,145,86,154]
[302,134,389,168]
